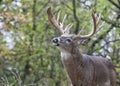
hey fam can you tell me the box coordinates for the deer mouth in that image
[52,42,60,46]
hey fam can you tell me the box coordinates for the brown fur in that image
[61,45,116,86]
[47,7,116,86]
[53,36,116,86]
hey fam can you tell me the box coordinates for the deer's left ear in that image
[74,38,90,45]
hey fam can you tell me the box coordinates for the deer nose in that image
[52,38,59,43]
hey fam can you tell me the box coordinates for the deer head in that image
[47,7,100,53]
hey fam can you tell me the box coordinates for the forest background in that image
[0,0,120,86]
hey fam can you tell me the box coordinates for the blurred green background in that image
[0,0,120,86]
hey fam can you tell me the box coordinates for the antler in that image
[47,7,72,34]
[47,7,101,38]
[74,11,101,39]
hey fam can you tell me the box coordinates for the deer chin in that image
[56,46,70,53]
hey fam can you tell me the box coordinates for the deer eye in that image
[66,38,71,43]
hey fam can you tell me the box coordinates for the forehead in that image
[61,34,74,38]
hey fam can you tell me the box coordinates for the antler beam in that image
[47,7,72,34]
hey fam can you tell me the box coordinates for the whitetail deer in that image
[47,7,116,86]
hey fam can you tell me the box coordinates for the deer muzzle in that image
[52,37,60,46]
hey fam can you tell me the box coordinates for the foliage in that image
[0,0,120,86]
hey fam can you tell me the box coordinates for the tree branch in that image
[32,0,37,31]
[118,0,120,5]
[101,17,120,28]
[61,2,73,11]
[72,0,80,34]
[108,0,120,9]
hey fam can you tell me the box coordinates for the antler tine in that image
[63,14,67,24]
[96,13,101,27]
[57,11,61,21]
[96,21,105,33]
[91,11,97,36]
[78,27,85,35]
[64,23,73,34]
[59,14,67,31]
[47,7,64,34]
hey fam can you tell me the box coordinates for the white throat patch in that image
[61,51,71,60]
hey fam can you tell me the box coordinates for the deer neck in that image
[60,46,83,65]
[60,46,84,82]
